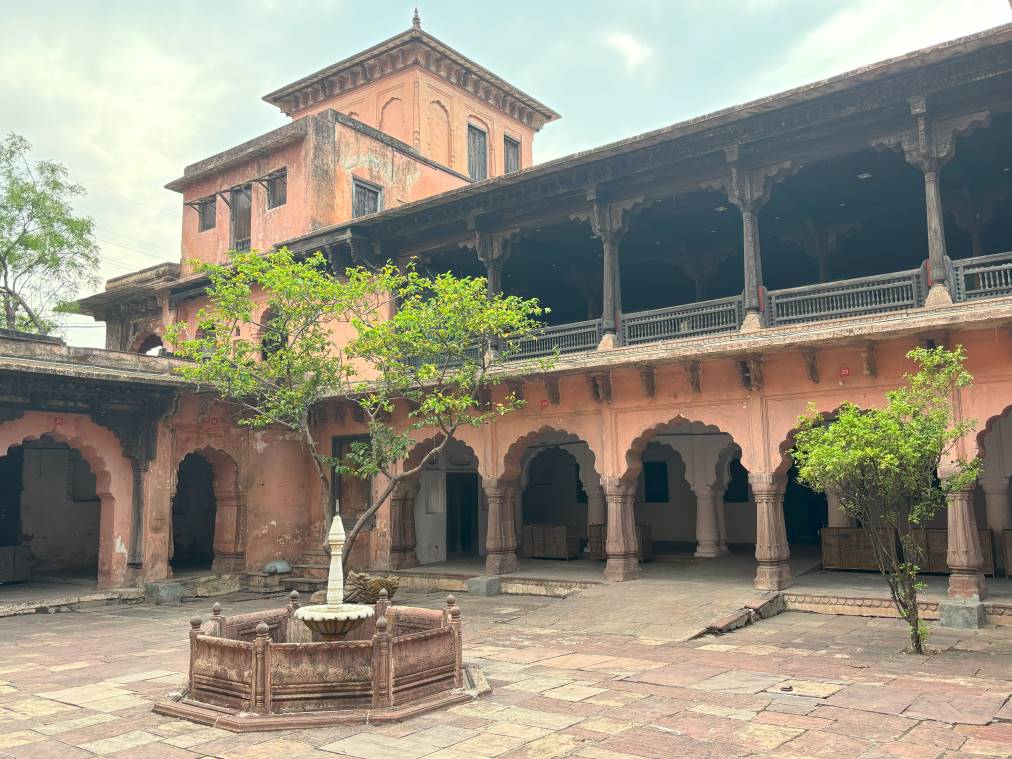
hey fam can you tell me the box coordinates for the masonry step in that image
[283,576,327,593]
[0,587,144,618]
[291,564,329,580]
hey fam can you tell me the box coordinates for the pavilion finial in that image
[412,7,421,29]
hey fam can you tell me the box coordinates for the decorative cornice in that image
[262,28,560,130]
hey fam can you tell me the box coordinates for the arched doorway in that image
[410,438,483,566]
[502,428,600,566]
[171,453,217,572]
[0,436,101,582]
[782,463,828,547]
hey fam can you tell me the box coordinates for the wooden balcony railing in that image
[623,295,743,345]
[505,319,602,362]
[949,251,1012,301]
[766,267,926,326]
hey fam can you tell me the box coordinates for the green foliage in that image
[0,133,99,334]
[791,346,978,654]
[167,247,548,557]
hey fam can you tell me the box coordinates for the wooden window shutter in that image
[467,124,488,180]
[504,136,520,174]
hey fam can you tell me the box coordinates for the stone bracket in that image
[587,372,612,404]
[803,349,819,384]
[639,366,656,399]
[544,377,561,405]
[684,361,701,393]
[739,356,763,392]
[861,342,877,377]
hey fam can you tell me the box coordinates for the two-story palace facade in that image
[3,17,1012,603]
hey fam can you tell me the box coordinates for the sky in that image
[3,0,1010,347]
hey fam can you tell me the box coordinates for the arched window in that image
[135,334,164,356]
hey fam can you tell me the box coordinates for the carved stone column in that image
[980,476,1009,573]
[826,489,851,528]
[483,479,518,575]
[211,489,247,575]
[586,484,607,526]
[715,489,729,555]
[946,483,987,599]
[602,477,640,581]
[389,480,420,570]
[750,473,792,591]
[694,485,721,558]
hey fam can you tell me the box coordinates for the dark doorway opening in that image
[783,463,827,545]
[446,472,480,557]
[0,446,23,549]
[171,453,217,571]
[0,438,100,583]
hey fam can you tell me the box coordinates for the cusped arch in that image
[622,416,737,482]
[171,446,240,497]
[402,433,481,476]
[500,425,600,485]
[0,411,134,588]
[131,332,164,355]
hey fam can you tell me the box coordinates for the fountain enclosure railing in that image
[154,590,485,730]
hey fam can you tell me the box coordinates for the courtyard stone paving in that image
[1,584,1012,758]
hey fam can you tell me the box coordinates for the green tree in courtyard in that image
[166,247,548,568]
[0,133,99,334]
[791,346,978,654]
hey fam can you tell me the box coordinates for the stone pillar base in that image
[740,311,764,333]
[389,550,419,570]
[694,543,721,558]
[485,551,519,575]
[717,545,731,556]
[597,332,619,350]
[939,600,986,629]
[604,556,641,582]
[212,554,245,575]
[754,562,792,591]
[948,571,987,600]
[924,282,953,307]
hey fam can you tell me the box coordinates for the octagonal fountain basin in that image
[294,601,373,640]
[153,591,491,731]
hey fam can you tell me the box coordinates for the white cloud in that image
[604,31,655,74]
[747,0,1010,95]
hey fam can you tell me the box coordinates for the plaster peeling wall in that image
[19,441,100,571]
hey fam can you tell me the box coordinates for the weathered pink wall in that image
[296,68,537,176]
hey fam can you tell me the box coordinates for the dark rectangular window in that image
[230,184,252,252]
[352,179,382,218]
[504,136,521,174]
[266,169,287,209]
[332,435,373,526]
[197,197,216,232]
[643,461,669,503]
[467,124,488,180]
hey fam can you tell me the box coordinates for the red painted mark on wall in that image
[540,400,549,410]
[840,367,851,377]
[54,416,64,425]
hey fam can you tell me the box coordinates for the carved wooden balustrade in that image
[622,295,743,345]
[766,267,927,327]
[949,251,1012,301]
[505,318,602,361]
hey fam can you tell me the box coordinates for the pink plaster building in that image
[4,17,1012,612]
